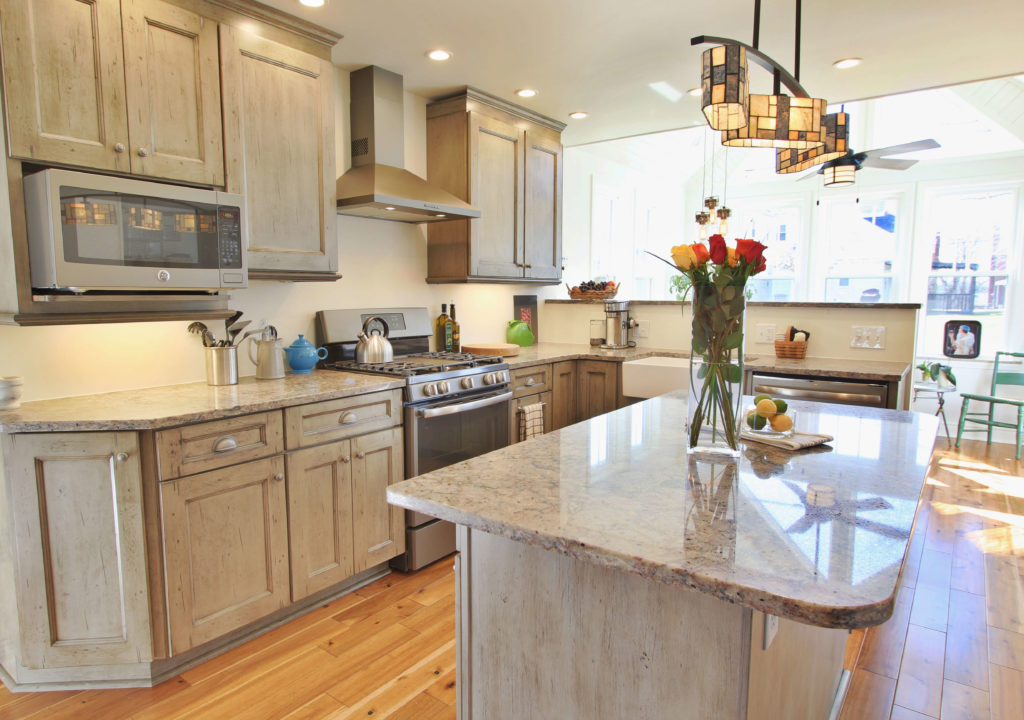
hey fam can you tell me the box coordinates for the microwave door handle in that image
[417,391,513,419]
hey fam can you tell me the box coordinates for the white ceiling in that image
[263,0,1024,146]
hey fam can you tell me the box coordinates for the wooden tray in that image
[461,343,520,357]
[566,282,618,300]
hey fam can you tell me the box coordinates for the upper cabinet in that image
[0,0,224,186]
[426,89,565,284]
[219,26,338,279]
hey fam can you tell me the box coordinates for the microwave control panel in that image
[217,208,243,269]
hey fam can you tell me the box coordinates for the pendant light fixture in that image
[701,45,749,130]
[821,156,859,187]
[776,111,850,173]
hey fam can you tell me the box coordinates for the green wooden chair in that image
[955,351,1024,460]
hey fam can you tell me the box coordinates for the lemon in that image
[773,399,789,414]
[770,413,793,432]
[755,398,778,418]
[753,393,773,405]
[746,411,767,430]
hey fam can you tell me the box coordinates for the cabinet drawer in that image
[156,412,284,480]
[510,390,552,444]
[284,389,402,450]
[510,364,552,398]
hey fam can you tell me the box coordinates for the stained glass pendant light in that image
[701,45,749,130]
[721,93,826,150]
[776,111,850,173]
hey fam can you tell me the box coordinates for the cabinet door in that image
[220,26,337,276]
[468,112,523,279]
[577,360,619,421]
[509,390,552,444]
[523,129,563,281]
[286,440,355,601]
[5,432,151,668]
[0,0,130,171]
[121,0,224,185]
[351,427,405,571]
[550,360,578,431]
[161,455,289,654]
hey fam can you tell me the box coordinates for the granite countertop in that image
[389,392,939,629]
[505,342,687,369]
[0,372,404,432]
[744,356,911,382]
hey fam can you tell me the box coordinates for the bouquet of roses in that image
[650,234,767,452]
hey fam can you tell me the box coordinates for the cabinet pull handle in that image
[339,411,358,425]
[274,473,284,482]
[137,147,150,158]
[523,263,532,269]
[356,451,365,459]
[213,435,238,453]
[115,452,129,463]
[524,378,537,387]
[114,143,126,153]
[342,455,351,464]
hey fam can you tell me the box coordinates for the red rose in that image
[754,259,767,275]
[691,242,711,264]
[708,234,727,265]
[735,238,767,265]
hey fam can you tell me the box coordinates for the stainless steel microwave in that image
[24,169,247,293]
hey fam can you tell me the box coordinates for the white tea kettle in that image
[246,332,286,379]
[356,316,394,363]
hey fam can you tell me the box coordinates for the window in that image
[729,200,802,301]
[817,194,904,303]
[915,187,1017,356]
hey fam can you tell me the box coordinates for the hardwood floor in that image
[841,439,1024,720]
[1,439,1021,719]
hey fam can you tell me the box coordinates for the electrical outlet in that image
[755,323,776,344]
[764,613,779,650]
[851,326,887,349]
[633,320,648,339]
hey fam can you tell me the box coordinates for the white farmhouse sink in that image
[622,356,690,398]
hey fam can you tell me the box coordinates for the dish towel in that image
[740,430,834,451]
[519,403,545,442]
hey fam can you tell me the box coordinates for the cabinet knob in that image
[342,455,351,463]
[115,452,129,463]
[213,435,238,453]
[137,147,150,158]
[523,263,532,269]
[274,473,284,482]
[356,451,365,459]
[339,411,358,425]
[114,143,126,153]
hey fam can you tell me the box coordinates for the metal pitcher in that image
[356,316,394,363]
[246,335,286,380]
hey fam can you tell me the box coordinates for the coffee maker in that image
[601,299,636,349]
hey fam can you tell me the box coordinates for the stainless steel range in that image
[316,307,512,571]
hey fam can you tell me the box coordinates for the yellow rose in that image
[726,247,738,267]
[671,244,697,270]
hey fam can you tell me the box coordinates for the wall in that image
[0,70,560,403]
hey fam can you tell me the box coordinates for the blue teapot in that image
[284,334,327,374]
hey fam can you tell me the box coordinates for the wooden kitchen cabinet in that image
[550,360,578,430]
[220,25,338,280]
[160,455,290,654]
[286,440,355,601]
[510,390,553,444]
[426,89,565,283]
[0,0,224,185]
[2,432,152,669]
[352,427,405,571]
[577,360,620,421]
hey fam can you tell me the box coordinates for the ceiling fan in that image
[800,139,941,185]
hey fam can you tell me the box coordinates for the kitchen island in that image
[388,392,939,719]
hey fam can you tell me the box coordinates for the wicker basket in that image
[774,340,808,359]
[566,283,619,301]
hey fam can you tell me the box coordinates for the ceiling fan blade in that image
[862,139,940,159]
[797,170,820,182]
[861,157,918,171]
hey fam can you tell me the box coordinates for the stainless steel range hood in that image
[337,66,480,223]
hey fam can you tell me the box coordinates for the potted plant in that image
[915,361,931,382]
[920,361,957,387]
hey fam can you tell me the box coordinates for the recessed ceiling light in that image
[832,58,862,69]
[299,0,325,7]
[515,88,537,98]
[568,111,588,120]
[687,87,702,97]
[426,49,452,61]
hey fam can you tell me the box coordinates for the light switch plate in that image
[764,613,779,650]
[755,324,776,344]
[851,326,886,350]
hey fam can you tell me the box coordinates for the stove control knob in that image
[482,372,495,385]
[423,383,438,397]
[439,381,450,393]
[461,377,474,390]
[498,371,508,382]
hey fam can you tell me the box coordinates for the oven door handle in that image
[416,390,513,418]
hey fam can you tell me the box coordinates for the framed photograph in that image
[943,320,981,359]
[513,294,538,343]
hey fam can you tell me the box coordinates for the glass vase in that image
[686,280,746,456]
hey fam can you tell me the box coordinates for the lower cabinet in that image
[578,360,620,421]
[510,390,553,444]
[2,432,152,669]
[160,455,290,654]
[550,360,577,430]
[351,427,405,571]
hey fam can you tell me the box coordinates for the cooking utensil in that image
[356,316,394,363]
[267,325,278,340]
[187,321,215,347]
[233,324,257,346]
[227,318,250,345]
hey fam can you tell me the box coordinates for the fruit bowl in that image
[745,395,796,437]
[567,280,618,300]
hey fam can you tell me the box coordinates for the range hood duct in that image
[337,66,480,223]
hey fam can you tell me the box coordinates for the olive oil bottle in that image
[450,302,461,352]
[435,304,450,351]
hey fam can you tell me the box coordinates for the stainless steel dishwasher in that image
[747,372,889,408]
